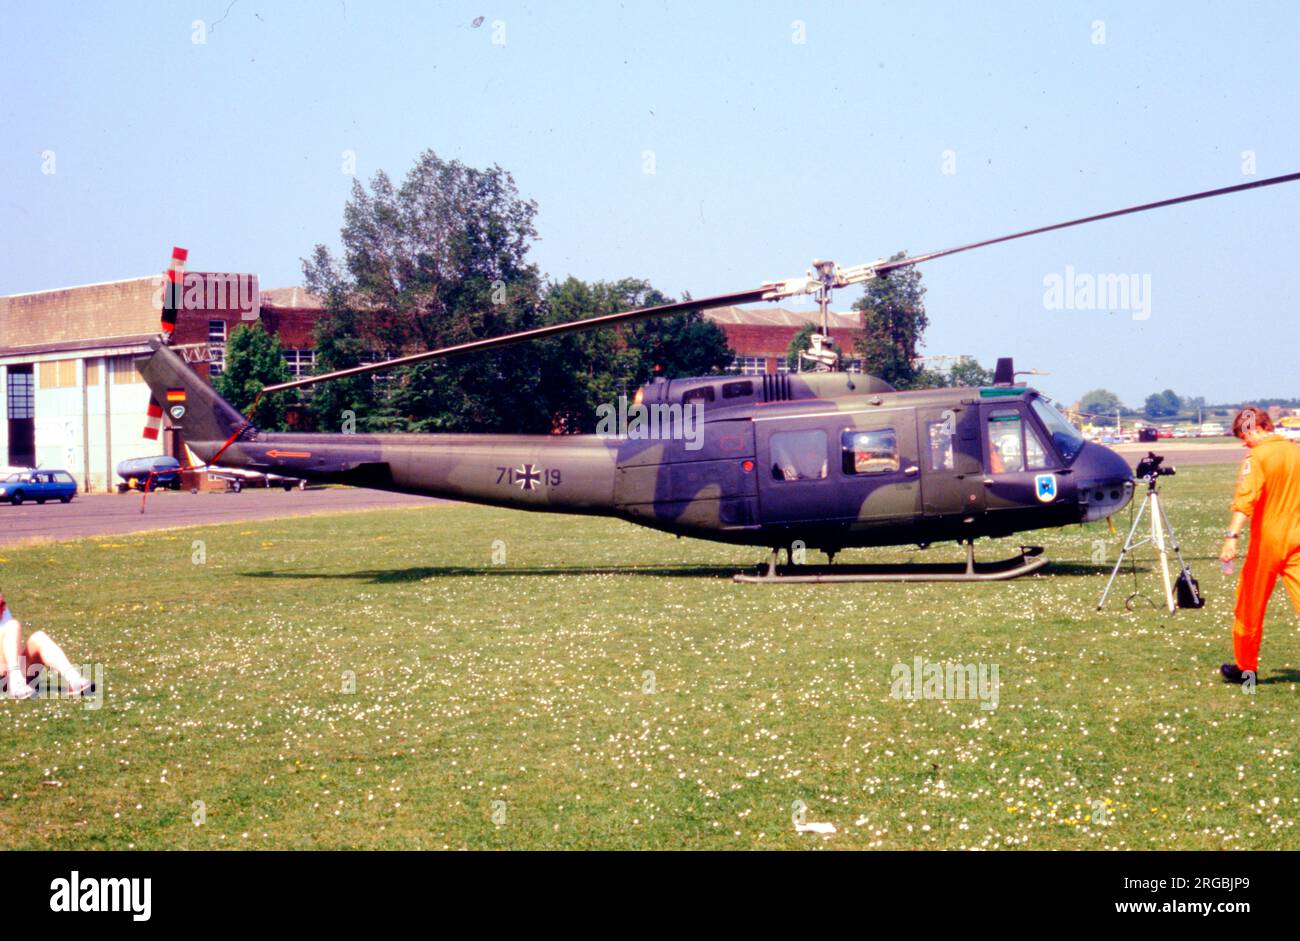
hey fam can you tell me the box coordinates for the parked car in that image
[0,469,78,504]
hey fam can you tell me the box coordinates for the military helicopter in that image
[140,171,1299,582]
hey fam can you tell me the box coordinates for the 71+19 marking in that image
[496,464,562,491]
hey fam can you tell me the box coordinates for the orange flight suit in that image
[1230,435,1300,672]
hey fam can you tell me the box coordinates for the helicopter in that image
[139,171,1299,583]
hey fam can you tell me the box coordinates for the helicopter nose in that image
[1073,442,1135,522]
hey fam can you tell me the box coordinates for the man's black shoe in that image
[1220,663,1255,684]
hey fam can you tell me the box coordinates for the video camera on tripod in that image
[1134,452,1176,481]
[1098,451,1203,613]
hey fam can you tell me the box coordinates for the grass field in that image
[1,463,1296,850]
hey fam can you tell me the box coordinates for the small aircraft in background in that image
[117,452,306,493]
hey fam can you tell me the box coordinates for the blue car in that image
[0,469,78,505]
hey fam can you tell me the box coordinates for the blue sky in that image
[2,0,1296,406]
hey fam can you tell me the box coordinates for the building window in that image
[844,358,863,373]
[7,370,34,419]
[731,356,767,376]
[111,356,142,385]
[85,360,101,386]
[283,349,316,379]
[38,359,78,389]
[364,350,398,386]
[208,321,227,377]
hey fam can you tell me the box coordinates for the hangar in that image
[0,274,322,492]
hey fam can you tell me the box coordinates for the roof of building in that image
[703,305,860,329]
[254,292,863,330]
[260,286,325,309]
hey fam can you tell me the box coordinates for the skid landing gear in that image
[732,542,1048,583]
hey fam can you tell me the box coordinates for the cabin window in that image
[925,420,955,471]
[770,430,828,481]
[681,386,714,406]
[722,380,753,399]
[841,429,899,476]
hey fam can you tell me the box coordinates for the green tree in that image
[302,244,378,432]
[785,324,819,371]
[302,149,548,434]
[1143,389,1181,419]
[305,150,733,433]
[909,359,994,389]
[214,322,291,429]
[627,301,733,381]
[947,358,995,388]
[1080,388,1124,421]
[536,277,733,433]
[853,253,928,389]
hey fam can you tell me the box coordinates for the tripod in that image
[1097,473,1196,613]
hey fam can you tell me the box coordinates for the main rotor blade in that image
[876,170,1300,273]
[255,169,1300,398]
[258,287,768,395]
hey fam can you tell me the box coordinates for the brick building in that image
[703,306,863,374]
[0,274,324,492]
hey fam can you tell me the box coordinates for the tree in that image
[305,150,734,434]
[1079,388,1124,420]
[302,244,378,432]
[627,302,733,382]
[302,149,549,433]
[213,322,291,429]
[1143,388,1181,419]
[854,252,928,389]
[908,358,995,389]
[536,277,733,433]
[784,324,819,371]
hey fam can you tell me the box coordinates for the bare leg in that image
[2,618,32,697]
[26,631,87,692]
[1,617,21,674]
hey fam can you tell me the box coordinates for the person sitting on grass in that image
[1,589,94,699]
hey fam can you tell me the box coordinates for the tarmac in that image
[0,487,445,547]
[1110,440,1246,467]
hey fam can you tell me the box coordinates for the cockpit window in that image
[1031,398,1085,464]
[987,409,1025,473]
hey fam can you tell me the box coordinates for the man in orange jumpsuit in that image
[1219,407,1300,684]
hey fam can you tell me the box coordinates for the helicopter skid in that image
[732,545,1048,583]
